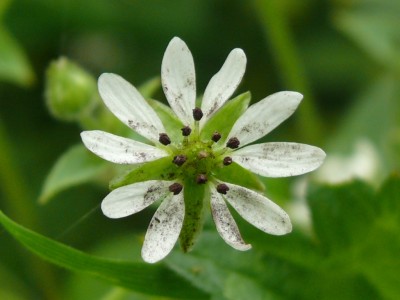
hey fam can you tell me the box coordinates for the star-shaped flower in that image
[81,37,326,263]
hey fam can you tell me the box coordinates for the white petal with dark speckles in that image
[200,48,246,128]
[232,142,326,177]
[161,37,196,126]
[81,130,168,164]
[98,73,165,143]
[142,191,185,263]
[221,182,292,235]
[101,180,171,219]
[227,91,303,147]
[210,184,251,251]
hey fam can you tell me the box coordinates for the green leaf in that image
[308,175,400,299]
[308,180,376,251]
[0,26,35,87]
[358,174,400,299]
[214,162,264,192]
[0,210,209,299]
[39,144,108,204]
[109,156,179,190]
[200,92,251,143]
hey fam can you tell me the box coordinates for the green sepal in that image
[179,180,207,253]
[213,162,265,192]
[200,92,251,143]
[109,156,178,190]
[148,98,183,143]
[138,76,161,99]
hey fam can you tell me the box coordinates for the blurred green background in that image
[1,0,399,299]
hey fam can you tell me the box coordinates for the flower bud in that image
[45,57,98,122]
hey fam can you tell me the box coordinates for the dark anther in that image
[196,174,207,184]
[192,107,203,121]
[223,157,233,166]
[181,126,192,136]
[159,133,171,145]
[211,132,221,142]
[173,155,187,166]
[216,183,229,194]
[226,137,240,149]
[169,182,183,195]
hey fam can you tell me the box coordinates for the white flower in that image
[81,37,326,263]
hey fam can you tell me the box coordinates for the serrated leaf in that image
[200,92,251,143]
[213,162,264,192]
[39,144,108,204]
[0,26,35,87]
[0,210,209,299]
[109,156,177,190]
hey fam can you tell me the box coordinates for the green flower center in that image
[172,135,220,183]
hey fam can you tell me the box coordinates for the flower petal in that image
[161,37,196,125]
[210,185,251,251]
[142,191,185,263]
[227,91,303,147]
[200,48,246,128]
[101,180,172,219]
[220,182,292,235]
[98,73,165,142]
[232,142,326,177]
[81,130,169,164]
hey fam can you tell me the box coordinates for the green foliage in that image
[2,0,400,298]
[0,26,34,86]
[39,144,109,203]
[5,174,400,299]
[0,210,209,299]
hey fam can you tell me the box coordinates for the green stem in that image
[253,0,323,143]
[0,119,59,300]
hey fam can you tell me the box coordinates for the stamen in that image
[181,126,192,136]
[192,107,203,121]
[173,155,187,166]
[196,174,207,184]
[223,157,232,166]
[226,137,240,149]
[216,183,229,194]
[211,132,221,142]
[159,133,171,145]
[169,182,183,195]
